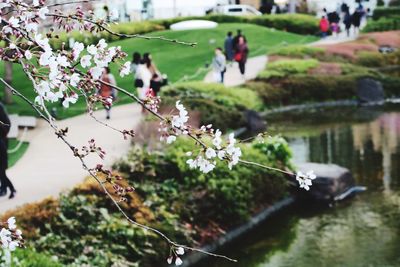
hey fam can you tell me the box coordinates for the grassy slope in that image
[0,23,316,118]
[8,138,29,168]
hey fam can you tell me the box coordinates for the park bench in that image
[7,114,37,139]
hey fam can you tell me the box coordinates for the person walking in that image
[131,52,143,89]
[212,47,227,83]
[319,16,329,38]
[99,67,116,120]
[234,36,249,78]
[343,11,352,37]
[224,32,234,62]
[233,29,247,52]
[143,53,164,95]
[352,5,364,35]
[0,102,16,199]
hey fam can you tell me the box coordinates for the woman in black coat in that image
[0,102,16,198]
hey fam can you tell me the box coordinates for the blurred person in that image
[131,52,143,89]
[319,16,329,38]
[352,9,363,35]
[343,11,352,37]
[0,102,15,199]
[224,31,234,62]
[212,47,227,83]
[234,36,249,78]
[143,53,165,95]
[99,67,116,120]
[331,22,339,37]
[135,58,152,113]
[233,29,247,52]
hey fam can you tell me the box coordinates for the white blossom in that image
[176,247,185,255]
[166,135,176,144]
[26,22,38,33]
[90,66,103,80]
[87,45,97,55]
[8,17,19,28]
[175,257,183,266]
[69,73,80,87]
[72,42,84,61]
[80,55,92,68]
[296,170,317,191]
[205,148,216,159]
[62,94,78,108]
[7,217,16,230]
[38,7,49,20]
[212,129,222,149]
[167,257,173,265]
[56,54,70,68]
[119,62,131,77]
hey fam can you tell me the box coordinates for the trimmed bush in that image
[270,45,325,58]
[372,7,400,20]
[258,59,319,79]
[363,16,400,32]
[161,82,263,130]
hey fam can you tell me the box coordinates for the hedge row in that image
[50,14,319,50]
[363,16,400,32]
[372,7,400,20]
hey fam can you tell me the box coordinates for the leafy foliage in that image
[269,45,325,58]
[363,16,400,32]
[257,59,319,79]
[161,82,262,130]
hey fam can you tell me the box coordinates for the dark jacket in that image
[0,103,10,142]
[224,36,234,61]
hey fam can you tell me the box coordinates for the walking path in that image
[0,104,141,213]
[1,30,360,214]
[204,31,360,87]
[204,56,268,87]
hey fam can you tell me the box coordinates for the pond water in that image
[205,104,400,267]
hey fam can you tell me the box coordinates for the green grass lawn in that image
[0,23,317,119]
[7,138,29,168]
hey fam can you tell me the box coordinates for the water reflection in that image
[206,106,400,267]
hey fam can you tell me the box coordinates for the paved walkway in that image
[0,104,141,213]
[204,56,268,87]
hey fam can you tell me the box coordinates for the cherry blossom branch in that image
[46,13,198,47]
[0,77,237,263]
[47,0,100,8]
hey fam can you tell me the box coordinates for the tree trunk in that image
[3,60,13,105]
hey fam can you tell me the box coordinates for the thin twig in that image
[46,13,198,47]
[47,0,100,8]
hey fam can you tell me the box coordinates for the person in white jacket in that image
[212,47,227,83]
[135,61,152,100]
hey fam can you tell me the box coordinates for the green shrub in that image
[161,82,262,130]
[372,7,400,20]
[356,50,400,69]
[5,249,63,267]
[378,76,400,97]
[114,136,292,226]
[356,51,387,67]
[246,81,290,106]
[363,16,400,32]
[270,45,325,58]
[249,14,319,35]
[258,59,319,79]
